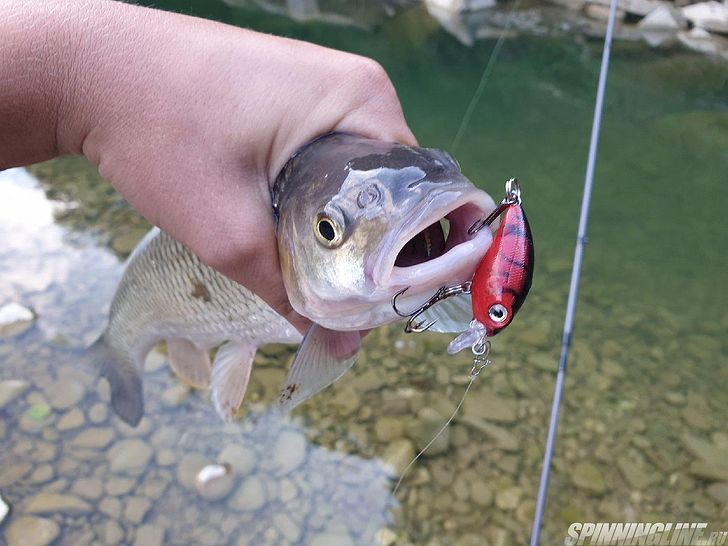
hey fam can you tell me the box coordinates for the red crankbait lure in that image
[392,178,534,362]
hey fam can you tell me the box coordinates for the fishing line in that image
[392,357,489,498]
[451,0,523,151]
[529,0,619,542]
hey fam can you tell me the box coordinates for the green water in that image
[1,3,727,546]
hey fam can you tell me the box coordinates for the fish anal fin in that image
[167,338,212,389]
[278,325,361,412]
[211,341,257,421]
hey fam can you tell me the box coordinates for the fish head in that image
[274,133,496,331]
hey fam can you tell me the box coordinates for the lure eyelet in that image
[488,303,508,323]
[314,213,344,248]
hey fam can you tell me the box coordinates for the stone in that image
[309,528,356,546]
[271,429,307,474]
[57,408,85,431]
[677,27,728,56]
[273,512,302,543]
[707,482,728,504]
[682,1,728,33]
[28,465,54,484]
[381,439,415,476]
[24,492,92,515]
[107,439,153,475]
[470,480,493,507]
[405,408,451,456]
[106,478,137,496]
[572,462,607,494]
[330,385,360,416]
[587,0,660,16]
[71,427,115,449]
[463,389,518,424]
[45,379,85,409]
[218,444,256,476]
[161,384,190,406]
[374,417,404,442]
[228,476,267,512]
[133,524,165,546]
[177,453,210,491]
[0,379,30,408]
[375,528,397,546]
[495,486,522,510]
[88,403,109,423]
[195,464,236,501]
[72,478,104,500]
[5,516,60,546]
[0,302,34,336]
[457,416,520,451]
[124,496,152,524]
[99,497,123,518]
[585,2,626,21]
[639,4,687,30]
[616,455,657,489]
[102,520,125,545]
[155,448,177,467]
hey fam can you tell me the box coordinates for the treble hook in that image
[468,177,522,236]
[392,283,472,333]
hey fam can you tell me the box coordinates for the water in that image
[1,3,727,546]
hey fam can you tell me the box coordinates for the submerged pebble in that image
[5,516,59,546]
[0,302,34,337]
[0,490,9,524]
[195,463,235,501]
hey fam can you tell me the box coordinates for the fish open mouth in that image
[381,193,495,291]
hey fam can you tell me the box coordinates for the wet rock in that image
[374,416,404,442]
[57,408,85,430]
[218,444,256,476]
[375,528,397,546]
[177,453,210,491]
[45,378,85,410]
[133,524,165,546]
[0,302,34,336]
[405,407,451,456]
[106,477,137,496]
[457,416,520,451]
[0,379,30,408]
[681,432,728,473]
[271,429,307,474]
[331,385,360,417]
[124,496,152,524]
[463,388,518,424]
[71,427,115,449]
[381,439,415,476]
[161,384,190,407]
[273,512,302,543]
[572,462,607,494]
[72,478,104,500]
[682,1,728,33]
[310,526,355,546]
[88,403,109,423]
[195,464,236,501]
[5,516,59,546]
[517,499,536,525]
[639,3,686,33]
[681,404,713,430]
[470,480,493,507]
[24,492,92,515]
[616,455,657,489]
[155,448,177,467]
[228,476,267,512]
[495,486,522,510]
[99,497,123,518]
[0,491,9,524]
[677,27,728,56]
[102,519,125,545]
[107,439,153,475]
[28,464,54,484]
[707,483,728,504]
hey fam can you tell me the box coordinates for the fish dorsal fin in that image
[211,341,257,421]
[167,338,212,389]
[278,325,360,412]
[417,293,473,333]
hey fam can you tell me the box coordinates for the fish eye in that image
[488,303,508,323]
[314,213,343,248]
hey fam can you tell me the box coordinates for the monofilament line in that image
[528,0,619,543]
[451,0,522,152]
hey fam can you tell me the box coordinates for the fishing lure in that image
[392,178,534,363]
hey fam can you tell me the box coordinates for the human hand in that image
[1,0,416,332]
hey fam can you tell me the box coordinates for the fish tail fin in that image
[87,336,144,426]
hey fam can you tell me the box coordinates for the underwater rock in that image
[495,485,522,510]
[133,524,165,546]
[218,444,256,476]
[5,516,60,546]
[463,389,518,424]
[572,462,607,494]
[375,528,397,546]
[381,439,416,476]
[677,27,728,57]
[57,408,85,431]
[0,302,34,337]
[45,379,85,410]
[71,427,115,449]
[124,496,152,524]
[71,478,104,500]
[405,407,451,456]
[195,464,236,501]
[457,417,520,451]
[0,379,30,409]
[107,439,154,475]
[228,475,267,512]
[271,429,307,475]
[707,483,728,504]
[176,453,210,491]
[374,416,405,442]
[24,492,92,515]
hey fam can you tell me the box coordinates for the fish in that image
[92,133,496,425]
[447,191,534,354]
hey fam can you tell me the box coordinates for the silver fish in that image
[94,133,495,424]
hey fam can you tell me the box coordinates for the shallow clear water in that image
[1,3,727,546]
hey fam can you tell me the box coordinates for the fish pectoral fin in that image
[278,325,361,412]
[211,341,257,422]
[167,338,212,389]
[416,293,473,333]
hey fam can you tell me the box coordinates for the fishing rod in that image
[529,0,620,542]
